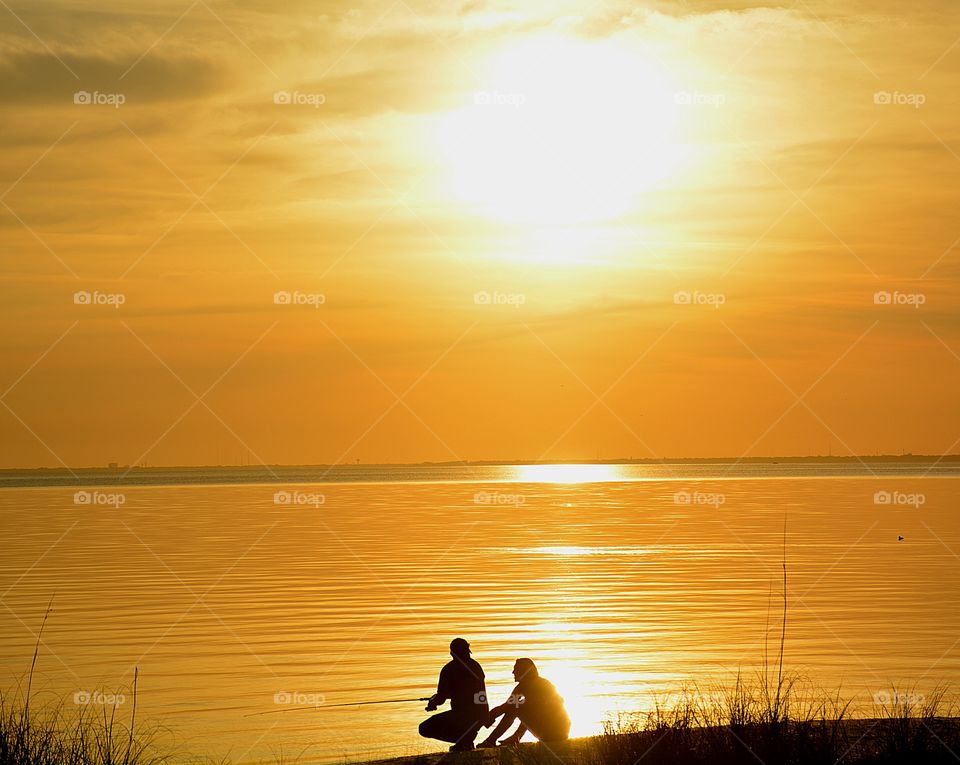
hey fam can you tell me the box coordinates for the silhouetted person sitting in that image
[479,658,570,748]
[418,638,489,752]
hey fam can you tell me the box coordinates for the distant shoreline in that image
[4,453,959,474]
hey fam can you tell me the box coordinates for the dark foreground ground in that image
[4,708,960,765]
[359,717,960,765]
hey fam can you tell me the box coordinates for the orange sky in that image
[1,0,959,467]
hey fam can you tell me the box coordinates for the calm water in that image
[2,464,959,763]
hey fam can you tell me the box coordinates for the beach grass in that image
[585,679,958,765]
[0,605,164,765]
[0,685,166,765]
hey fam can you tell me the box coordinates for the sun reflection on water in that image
[513,463,627,484]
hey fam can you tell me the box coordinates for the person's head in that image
[450,637,471,659]
[513,658,538,682]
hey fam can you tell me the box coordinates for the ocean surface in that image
[1,462,958,763]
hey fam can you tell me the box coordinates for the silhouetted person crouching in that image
[419,638,488,751]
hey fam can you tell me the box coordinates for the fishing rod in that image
[245,697,431,717]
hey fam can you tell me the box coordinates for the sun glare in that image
[436,34,686,227]
[514,463,625,483]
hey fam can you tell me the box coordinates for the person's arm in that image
[487,685,522,723]
[426,666,451,711]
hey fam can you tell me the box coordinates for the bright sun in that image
[436,34,686,226]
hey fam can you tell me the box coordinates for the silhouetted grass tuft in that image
[584,528,960,765]
[0,603,165,765]
[586,679,959,765]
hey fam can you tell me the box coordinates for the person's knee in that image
[518,711,567,742]
[419,719,436,739]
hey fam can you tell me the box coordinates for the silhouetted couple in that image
[418,638,571,752]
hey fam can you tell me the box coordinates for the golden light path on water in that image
[505,463,657,736]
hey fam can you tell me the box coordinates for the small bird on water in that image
[898,535,905,542]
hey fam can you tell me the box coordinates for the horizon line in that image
[4,453,959,473]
